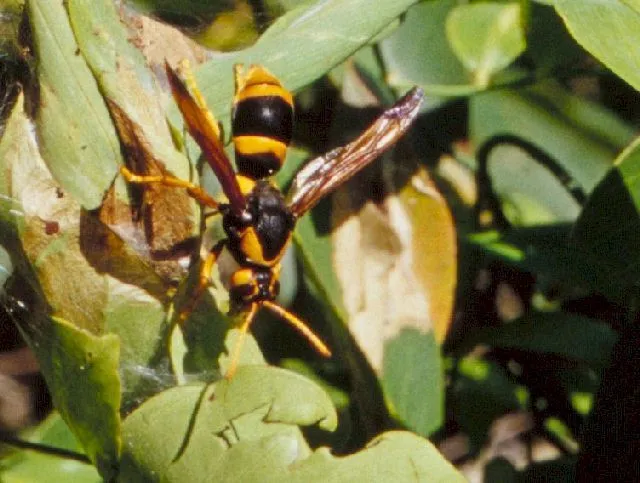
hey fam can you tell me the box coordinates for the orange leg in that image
[262,300,332,358]
[176,240,225,324]
[225,302,259,379]
[120,166,220,209]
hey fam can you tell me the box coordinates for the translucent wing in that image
[165,62,246,214]
[286,87,424,217]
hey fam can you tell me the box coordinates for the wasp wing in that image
[286,87,424,217]
[165,62,246,214]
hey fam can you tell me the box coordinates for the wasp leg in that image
[177,240,225,324]
[226,302,259,379]
[120,165,220,209]
[262,300,332,358]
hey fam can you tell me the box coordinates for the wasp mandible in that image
[121,61,424,377]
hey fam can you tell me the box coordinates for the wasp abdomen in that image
[229,267,280,310]
[233,97,293,143]
[233,66,294,179]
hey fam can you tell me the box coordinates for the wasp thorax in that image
[223,181,294,266]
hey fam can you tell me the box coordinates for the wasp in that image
[121,61,424,377]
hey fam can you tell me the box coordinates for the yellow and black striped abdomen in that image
[233,65,294,179]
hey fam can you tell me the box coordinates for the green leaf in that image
[466,225,631,303]
[67,0,195,183]
[284,431,465,482]
[170,0,421,136]
[0,94,123,470]
[446,2,525,87]
[471,81,633,191]
[549,0,640,92]
[572,135,640,287]
[27,317,121,479]
[120,365,462,482]
[119,365,337,481]
[26,0,122,209]
[0,413,101,483]
[382,329,443,437]
[0,89,170,410]
[379,0,476,100]
[294,200,346,321]
[468,313,617,371]
[470,82,634,222]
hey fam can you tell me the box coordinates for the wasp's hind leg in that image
[175,239,225,325]
[262,300,332,358]
[120,166,220,210]
[223,302,260,380]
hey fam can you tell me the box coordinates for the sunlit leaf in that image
[0,413,101,483]
[169,0,422,137]
[26,0,122,209]
[549,0,640,92]
[29,317,121,479]
[470,82,634,223]
[379,0,475,101]
[119,365,336,481]
[120,364,463,482]
[398,168,456,343]
[446,3,525,87]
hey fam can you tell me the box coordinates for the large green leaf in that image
[28,317,121,479]
[282,431,465,483]
[120,365,462,482]
[119,365,336,482]
[549,0,640,92]
[26,0,122,209]
[65,0,204,404]
[471,82,633,192]
[382,329,443,437]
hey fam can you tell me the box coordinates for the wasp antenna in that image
[226,303,259,379]
[262,300,332,358]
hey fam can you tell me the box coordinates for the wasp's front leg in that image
[120,166,220,210]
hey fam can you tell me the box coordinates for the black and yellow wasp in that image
[121,61,424,376]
